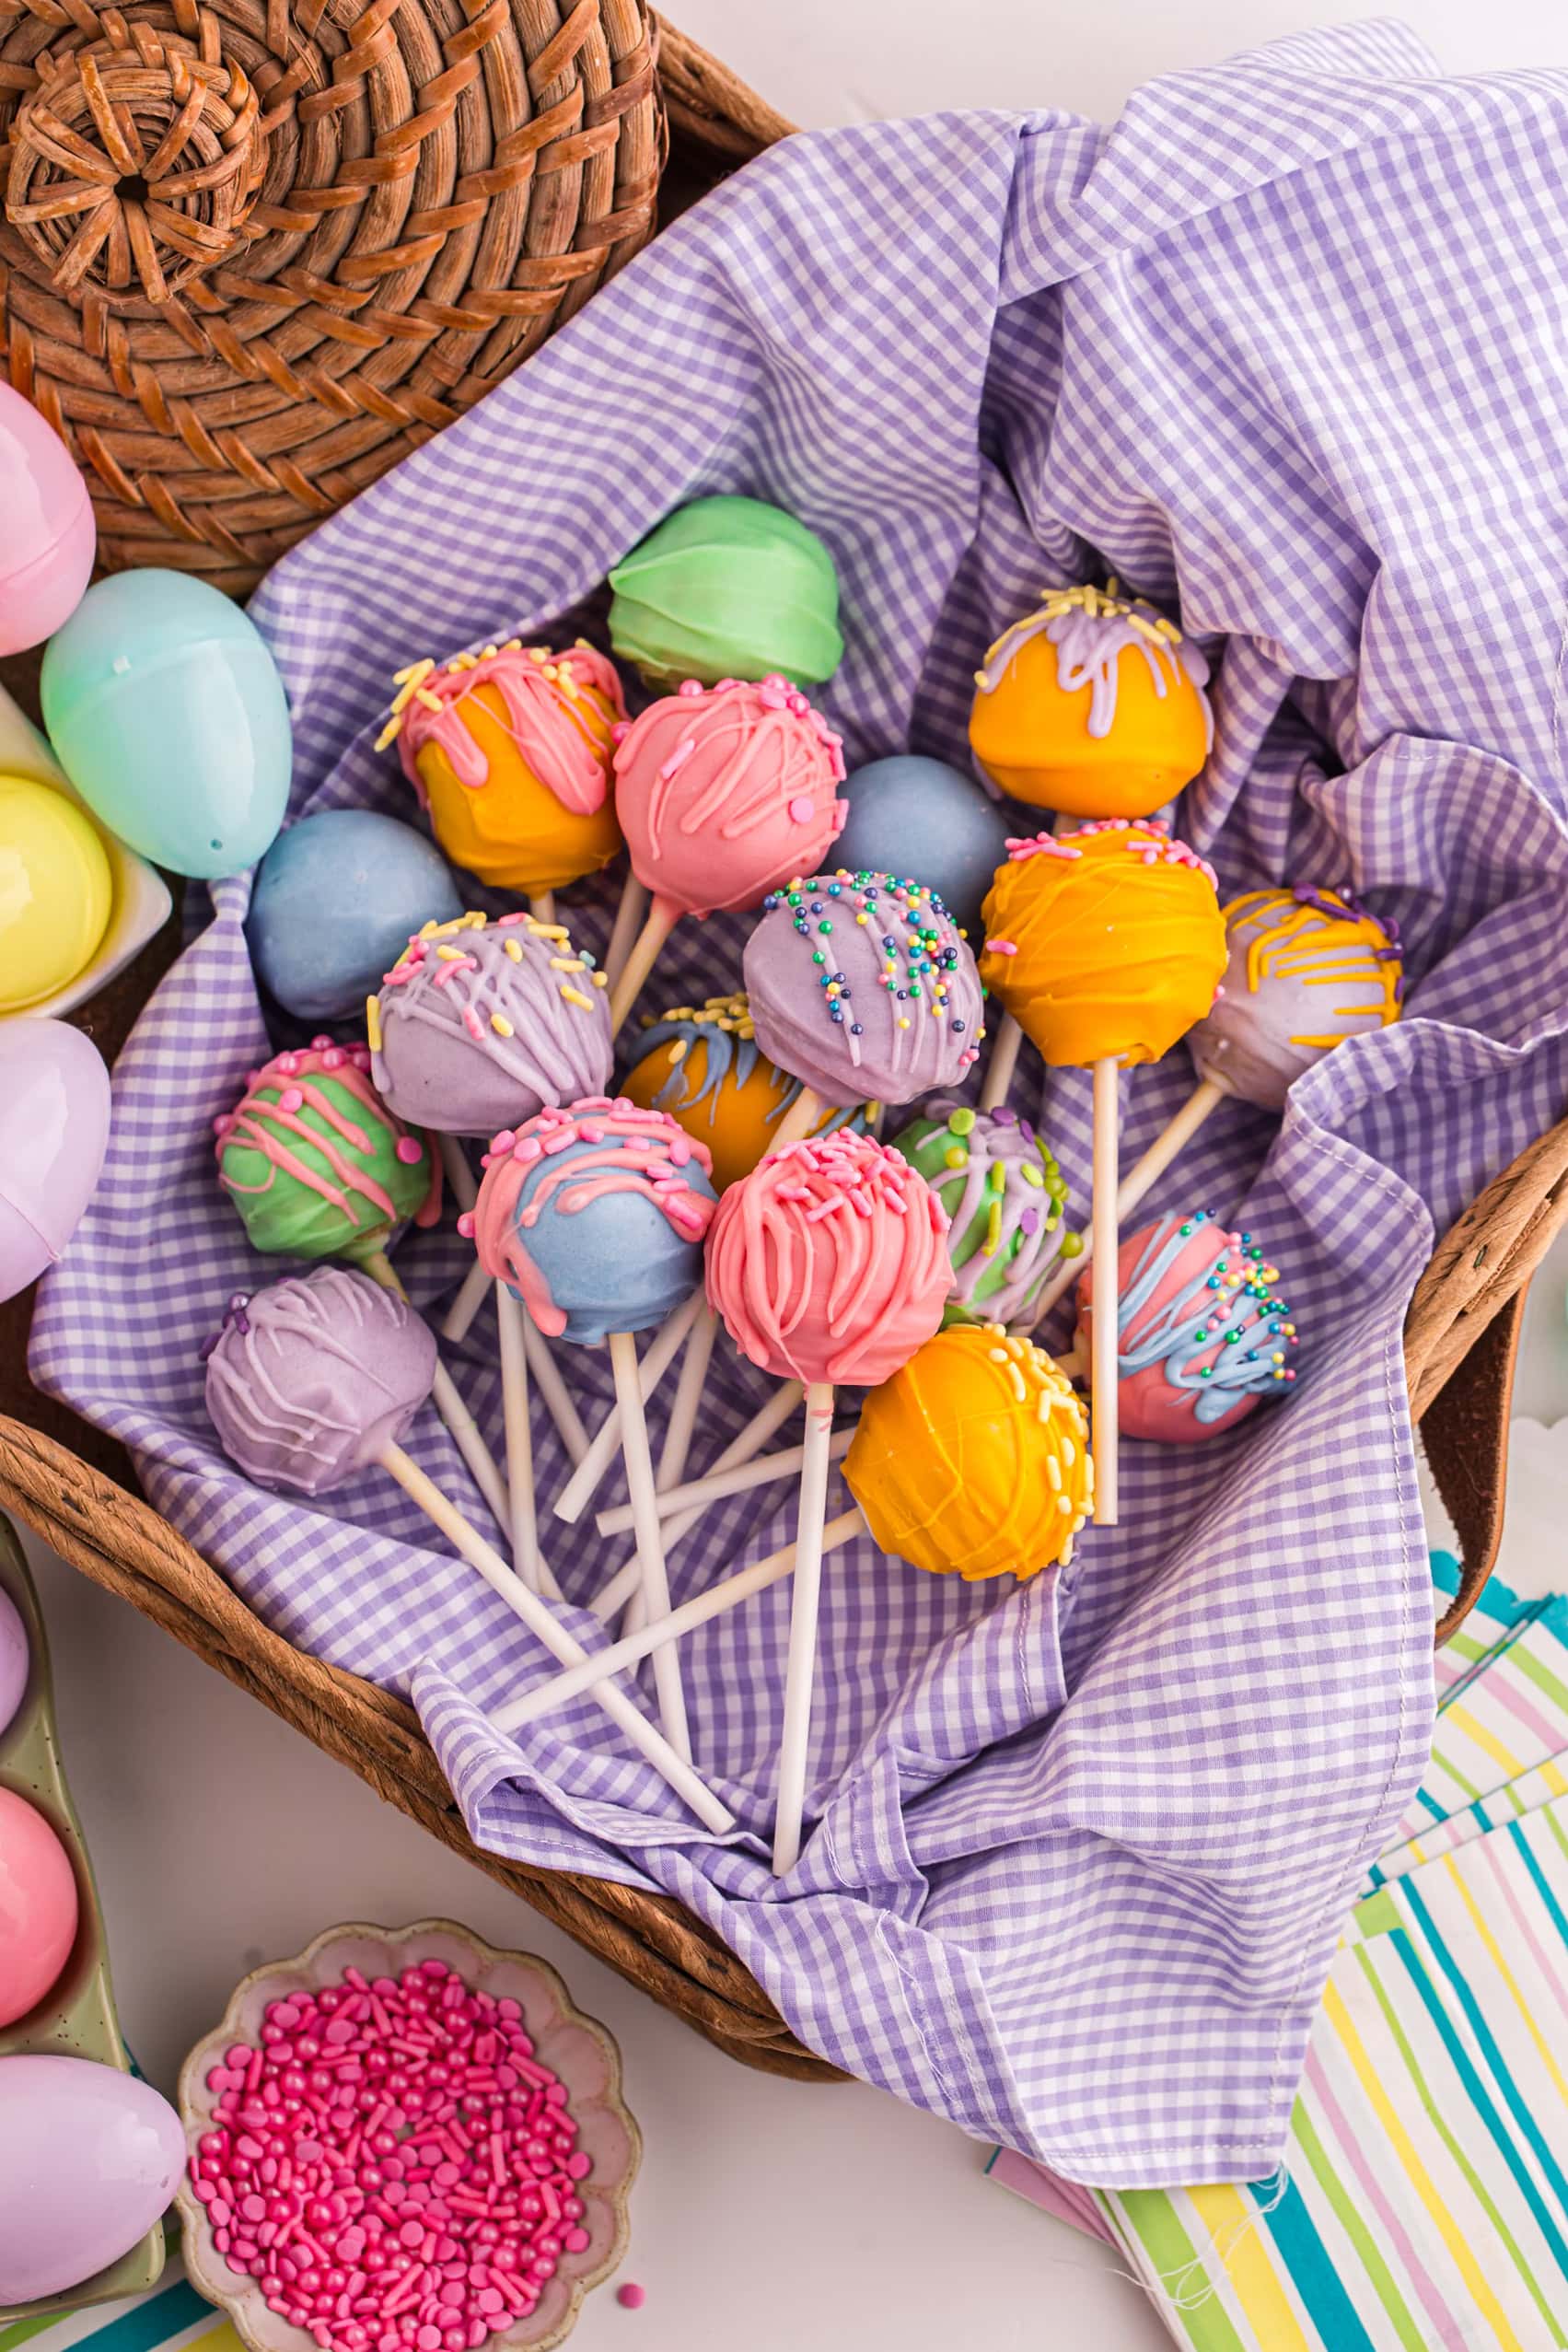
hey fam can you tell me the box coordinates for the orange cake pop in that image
[379,640,624,900]
[621,991,857,1190]
[969,583,1213,818]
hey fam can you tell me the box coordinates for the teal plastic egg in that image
[41,570,291,879]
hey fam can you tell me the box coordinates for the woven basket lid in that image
[0,0,666,591]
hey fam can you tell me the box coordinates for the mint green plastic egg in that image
[41,569,291,879]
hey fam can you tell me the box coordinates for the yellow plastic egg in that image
[0,774,112,1013]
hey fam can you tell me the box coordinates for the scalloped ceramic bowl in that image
[174,1921,640,2352]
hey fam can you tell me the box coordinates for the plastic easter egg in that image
[0,1787,78,2030]
[0,777,112,1013]
[0,2054,186,2302]
[41,570,292,879]
[830,755,1013,937]
[0,384,95,658]
[0,1021,112,1303]
[248,809,464,1021]
[0,1585,26,1742]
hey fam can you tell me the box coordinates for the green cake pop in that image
[608,495,844,689]
[891,1097,1077,1328]
[214,1036,438,1269]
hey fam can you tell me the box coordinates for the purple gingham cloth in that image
[30,18,1568,2184]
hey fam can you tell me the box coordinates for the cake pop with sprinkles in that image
[844,1322,1093,1578]
[970,581,1214,818]
[621,990,859,1190]
[744,870,985,1119]
[1186,886,1403,1112]
[379,639,623,898]
[370,909,613,1136]
[1074,1209,1303,1442]
[890,1098,1075,1325]
[465,1098,716,1346]
[215,1038,438,1268]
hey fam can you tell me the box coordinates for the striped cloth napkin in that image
[1378,1599,1568,1865]
[2,2261,237,2352]
[1431,1554,1546,1705]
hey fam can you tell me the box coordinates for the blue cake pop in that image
[465,1097,717,1345]
[830,755,1013,936]
[248,809,463,1021]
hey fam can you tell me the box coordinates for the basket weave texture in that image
[0,0,667,588]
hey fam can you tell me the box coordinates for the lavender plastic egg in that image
[0,2055,186,2302]
[0,1021,111,1303]
[0,1584,25,1741]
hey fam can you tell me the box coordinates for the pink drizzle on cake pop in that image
[1004,817,1218,889]
[214,1039,441,1232]
[389,642,624,813]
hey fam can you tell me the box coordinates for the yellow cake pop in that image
[620,991,858,1191]
[379,639,623,897]
[843,1322,1093,1579]
[979,820,1226,1066]
[969,583,1213,817]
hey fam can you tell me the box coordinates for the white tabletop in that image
[18,14,1568,2345]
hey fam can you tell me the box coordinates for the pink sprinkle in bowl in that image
[175,1921,640,2352]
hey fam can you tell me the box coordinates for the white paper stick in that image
[657,1300,715,1494]
[520,1315,589,1466]
[770,1085,825,1151]
[528,891,555,924]
[377,1441,732,1834]
[1028,1076,1225,1330]
[603,871,649,989]
[1091,1056,1120,1526]
[772,1380,835,1875]
[437,1134,588,1471]
[495,1285,548,1595]
[609,1331,690,1759]
[364,1250,512,1532]
[595,1426,854,1538]
[552,1290,703,1524]
[442,1256,492,1345]
[494,1508,866,1734]
[980,1014,1023,1112]
[608,894,678,1035]
[585,1380,805,1623]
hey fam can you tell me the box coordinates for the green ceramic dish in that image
[0,1515,168,2323]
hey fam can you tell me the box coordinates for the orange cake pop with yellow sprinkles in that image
[379,639,624,899]
[969,582,1213,818]
[980,819,1226,1067]
[620,990,858,1191]
[843,1322,1093,1579]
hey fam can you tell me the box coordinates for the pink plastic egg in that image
[0,1020,111,1304]
[0,385,95,658]
[0,1584,26,1741]
[0,1786,78,2029]
[0,2055,185,2302]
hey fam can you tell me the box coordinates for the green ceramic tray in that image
[0,1514,168,2323]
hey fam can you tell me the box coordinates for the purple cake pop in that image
[742,869,985,1109]
[369,911,613,1135]
[203,1268,436,1496]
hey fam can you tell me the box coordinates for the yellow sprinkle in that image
[436,944,467,961]
[592,970,608,988]
[668,1039,690,1064]
[374,716,402,751]
[532,924,571,942]
[481,645,498,660]
[491,1013,515,1038]
[392,658,435,687]
[988,1346,1008,1363]
[898,1017,910,1030]
[459,911,487,928]
[1045,1455,1062,1490]
[561,986,595,1009]
[549,957,587,972]
[415,687,444,712]
[1005,1361,1026,1404]
[1061,1437,1076,1466]
[984,1200,1002,1256]
[504,938,523,961]
[365,996,382,1052]
[1057,1495,1071,1514]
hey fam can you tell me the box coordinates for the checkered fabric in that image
[31,18,1568,2184]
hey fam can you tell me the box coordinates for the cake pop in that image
[744,870,985,1134]
[467,1099,717,1755]
[248,809,463,1022]
[621,991,858,1189]
[969,582,1213,817]
[606,676,847,1030]
[843,1322,1093,1578]
[380,640,624,906]
[889,1099,1074,1325]
[371,911,613,1136]
[830,754,1013,936]
[978,820,1226,1523]
[1074,1209,1302,1442]
[608,495,844,689]
[203,1273,731,1832]
[705,1132,950,1871]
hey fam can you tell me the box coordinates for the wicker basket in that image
[2,45,1567,2075]
[0,0,784,588]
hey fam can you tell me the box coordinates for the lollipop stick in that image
[363,1251,512,1533]
[596,1426,854,1538]
[377,1441,732,1834]
[1028,1077,1225,1327]
[980,1016,1022,1112]
[658,1301,715,1493]
[436,1135,587,1467]
[1090,1057,1120,1526]
[771,1086,825,1151]
[528,892,555,924]
[585,1380,805,1621]
[773,1381,836,1876]
[608,893,679,1035]
[442,1258,492,1345]
[495,1286,554,1597]
[609,1330,691,1761]
[603,872,649,989]
[552,1290,703,1524]
[495,1509,866,1733]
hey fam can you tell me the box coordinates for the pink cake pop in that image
[606,676,847,1032]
